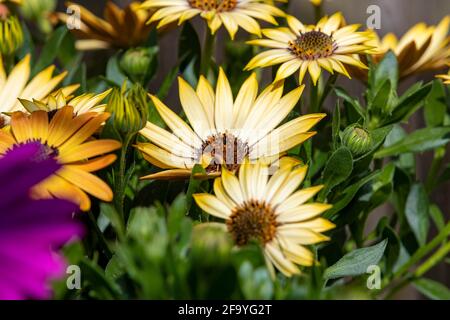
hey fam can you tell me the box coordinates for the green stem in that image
[87,211,113,259]
[200,28,215,77]
[414,241,450,277]
[313,4,324,23]
[3,53,14,73]
[114,135,133,227]
[425,147,445,193]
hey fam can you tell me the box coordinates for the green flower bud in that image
[0,14,23,56]
[191,223,233,267]
[120,47,154,81]
[342,124,373,156]
[106,83,148,137]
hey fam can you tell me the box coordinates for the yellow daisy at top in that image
[194,159,334,277]
[0,54,78,127]
[136,68,325,180]
[356,16,450,80]
[245,12,374,84]
[140,0,286,39]
[0,107,121,210]
[310,0,322,5]
[19,88,112,115]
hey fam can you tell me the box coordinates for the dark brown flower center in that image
[188,0,237,12]
[289,30,336,60]
[200,132,249,173]
[227,200,277,246]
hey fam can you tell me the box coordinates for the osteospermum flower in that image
[0,107,121,210]
[245,12,374,84]
[19,88,112,115]
[136,68,325,180]
[58,1,153,50]
[140,0,286,39]
[193,159,334,277]
[0,54,78,127]
[0,142,83,300]
[353,16,450,80]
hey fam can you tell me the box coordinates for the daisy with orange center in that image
[245,12,374,85]
[140,0,286,39]
[0,107,121,211]
[194,159,334,277]
[136,68,325,180]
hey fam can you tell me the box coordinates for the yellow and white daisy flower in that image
[0,54,77,126]
[194,159,335,277]
[19,88,112,115]
[245,12,374,84]
[136,68,325,180]
[140,0,286,39]
[356,16,450,80]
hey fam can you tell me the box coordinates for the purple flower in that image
[0,142,83,300]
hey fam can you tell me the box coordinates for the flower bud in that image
[191,223,233,267]
[342,124,373,156]
[0,14,24,56]
[106,83,148,137]
[120,47,154,82]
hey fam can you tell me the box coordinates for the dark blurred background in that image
[55,0,450,299]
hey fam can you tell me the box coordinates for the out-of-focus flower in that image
[352,16,450,80]
[120,47,154,82]
[19,0,56,34]
[106,83,148,136]
[341,124,372,156]
[191,223,233,267]
[19,88,111,115]
[58,1,152,50]
[140,0,286,40]
[136,68,325,180]
[0,107,121,210]
[310,0,322,5]
[436,67,450,84]
[0,14,23,56]
[194,159,334,277]
[0,54,78,126]
[0,142,83,300]
[246,12,374,84]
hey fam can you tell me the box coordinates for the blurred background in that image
[54,0,450,299]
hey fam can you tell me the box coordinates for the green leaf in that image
[106,53,128,87]
[370,51,398,95]
[178,22,201,76]
[429,204,445,231]
[424,80,447,127]
[324,239,388,280]
[332,101,341,150]
[320,147,353,199]
[405,183,429,246]
[413,278,450,300]
[324,170,381,219]
[370,79,394,115]
[374,127,450,158]
[335,87,365,120]
[382,83,432,126]
[32,26,68,76]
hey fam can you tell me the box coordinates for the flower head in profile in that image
[0,54,78,126]
[352,16,450,80]
[246,12,374,84]
[136,68,325,180]
[0,107,121,210]
[0,142,83,300]
[194,159,334,277]
[19,88,111,115]
[140,0,286,39]
[58,1,153,50]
